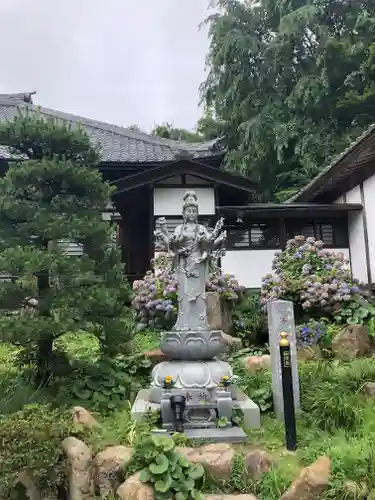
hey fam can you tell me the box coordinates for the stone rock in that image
[16,471,42,500]
[221,332,243,353]
[362,382,375,397]
[117,471,154,500]
[178,443,235,480]
[206,291,233,334]
[144,349,170,365]
[94,445,132,496]
[280,456,331,500]
[206,496,258,500]
[331,325,371,360]
[71,406,101,429]
[241,355,271,372]
[297,345,322,361]
[343,480,368,498]
[244,449,272,479]
[62,437,94,500]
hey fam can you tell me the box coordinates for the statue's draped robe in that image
[171,224,210,332]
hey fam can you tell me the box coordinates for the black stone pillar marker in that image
[279,331,297,451]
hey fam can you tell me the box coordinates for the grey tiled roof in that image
[0,93,222,163]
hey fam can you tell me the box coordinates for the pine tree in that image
[0,110,132,384]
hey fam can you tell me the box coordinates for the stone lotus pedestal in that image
[131,327,260,442]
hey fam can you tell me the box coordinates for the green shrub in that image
[133,435,205,500]
[233,292,267,345]
[0,404,72,499]
[298,360,375,431]
[133,328,161,353]
[0,112,134,386]
[71,354,152,412]
[232,360,273,413]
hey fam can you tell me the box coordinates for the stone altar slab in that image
[131,387,261,439]
[152,426,248,443]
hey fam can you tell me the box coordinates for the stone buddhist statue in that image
[132,190,260,440]
[155,190,226,334]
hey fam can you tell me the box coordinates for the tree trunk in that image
[35,248,52,386]
[35,336,53,386]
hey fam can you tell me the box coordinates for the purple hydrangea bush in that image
[132,253,244,329]
[296,319,342,348]
[297,320,326,346]
[260,235,371,325]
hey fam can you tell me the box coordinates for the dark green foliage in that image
[232,292,267,346]
[133,435,205,500]
[71,354,152,412]
[0,404,72,499]
[151,122,205,143]
[232,359,273,413]
[299,359,375,432]
[202,0,375,200]
[235,354,375,432]
[0,110,132,383]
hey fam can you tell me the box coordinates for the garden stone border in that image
[61,408,331,500]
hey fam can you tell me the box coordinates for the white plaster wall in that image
[222,248,350,289]
[363,175,375,283]
[325,248,350,258]
[154,187,215,216]
[222,250,279,288]
[348,211,367,283]
[334,187,367,283]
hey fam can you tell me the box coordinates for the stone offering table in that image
[131,191,260,442]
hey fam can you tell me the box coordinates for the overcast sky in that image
[0,0,211,132]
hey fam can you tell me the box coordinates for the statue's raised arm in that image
[154,217,170,253]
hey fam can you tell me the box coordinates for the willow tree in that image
[0,111,131,384]
[202,0,375,200]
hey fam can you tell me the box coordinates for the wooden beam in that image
[360,182,372,286]
[112,159,257,196]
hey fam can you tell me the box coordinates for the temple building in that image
[0,92,373,288]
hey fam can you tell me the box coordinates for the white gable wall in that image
[221,248,350,288]
[221,250,279,287]
[363,175,375,284]
[333,171,375,285]
[154,187,215,216]
[344,186,368,283]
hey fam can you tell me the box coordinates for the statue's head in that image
[182,190,198,222]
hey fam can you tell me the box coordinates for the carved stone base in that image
[131,387,261,439]
[160,329,224,360]
[149,359,232,404]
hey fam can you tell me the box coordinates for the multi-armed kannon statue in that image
[150,191,237,433]
[154,190,226,355]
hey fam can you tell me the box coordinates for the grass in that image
[2,333,375,499]
[132,328,160,352]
